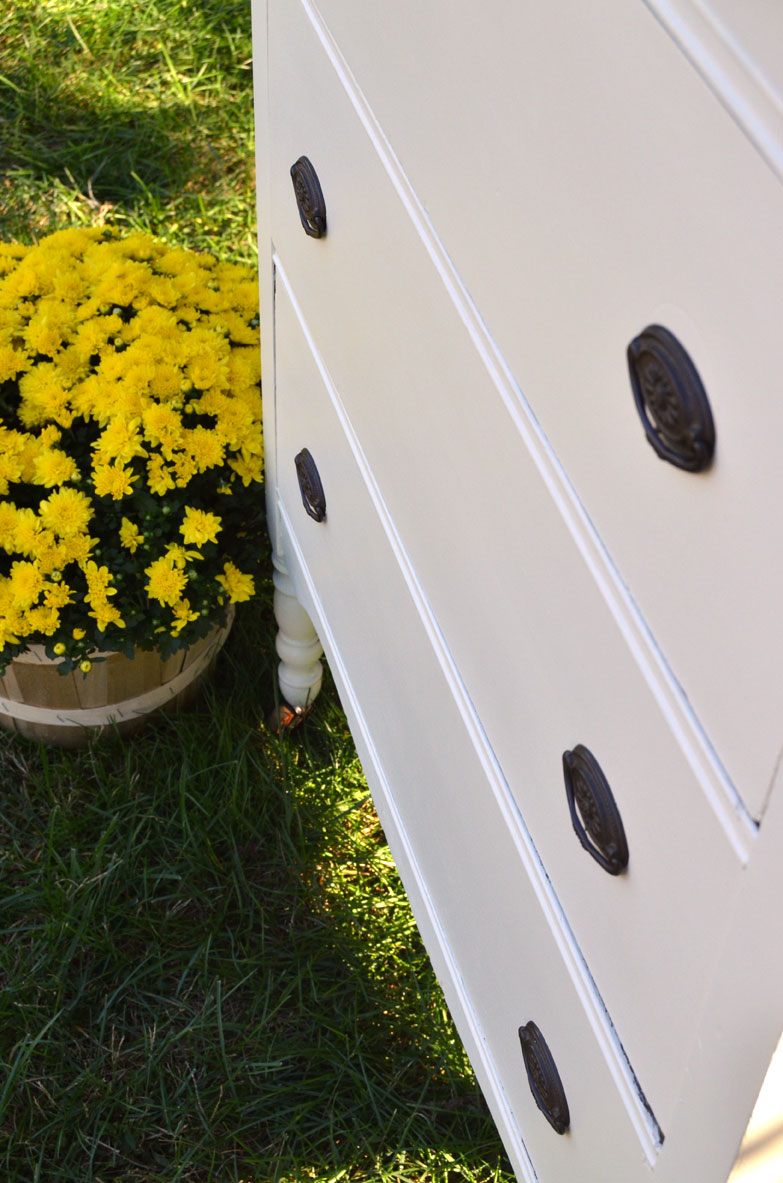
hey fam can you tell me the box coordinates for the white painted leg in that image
[272,553,323,709]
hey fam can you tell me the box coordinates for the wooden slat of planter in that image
[5,661,83,711]
[102,648,162,706]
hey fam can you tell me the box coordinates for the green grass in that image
[0,597,513,1181]
[0,2,515,1180]
[0,0,257,261]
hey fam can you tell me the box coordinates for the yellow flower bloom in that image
[0,343,28,382]
[165,543,201,568]
[146,454,176,496]
[170,598,200,635]
[13,507,43,555]
[83,560,116,597]
[38,487,94,537]
[90,599,126,631]
[0,502,18,548]
[17,363,74,428]
[93,416,147,465]
[73,628,86,639]
[9,561,44,609]
[142,403,183,451]
[179,506,222,548]
[43,581,74,609]
[216,560,255,603]
[25,605,60,636]
[171,452,197,488]
[33,448,79,487]
[92,461,138,500]
[119,517,144,553]
[184,426,224,472]
[144,555,188,606]
[229,452,264,486]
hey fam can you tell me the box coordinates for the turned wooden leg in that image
[272,552,323,710]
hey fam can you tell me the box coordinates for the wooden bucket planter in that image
[0,609,234,747]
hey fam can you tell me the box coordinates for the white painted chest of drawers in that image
[251,2,783,1179]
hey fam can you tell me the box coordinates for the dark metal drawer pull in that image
[627,324,715,472]
[518,1022,570,1134]
[295,448,326,522]
[562,744,629,875]
[290,156,327,238]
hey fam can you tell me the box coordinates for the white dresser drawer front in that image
[273,273,657,1179]
[306,0,783,824]
[266,0,748,1130]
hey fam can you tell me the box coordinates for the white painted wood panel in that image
[272,272,653,1181]
[265,0,751,1132]
[641,0,783,177]
[307,0,783,824]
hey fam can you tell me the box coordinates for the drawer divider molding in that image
[295,0,757,862]
[641,0,783,182]
[275,258,664,1161]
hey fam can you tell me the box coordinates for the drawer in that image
[266,0,747,1130]
[272,271,656,1178]
[306,0,783,823]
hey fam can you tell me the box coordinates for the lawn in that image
[0,2,515,1180]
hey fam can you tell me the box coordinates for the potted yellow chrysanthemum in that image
[0,227,264,744]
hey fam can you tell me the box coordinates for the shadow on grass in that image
[0,74,196,207]
[0,0,255,248]
[0,589,513,1183]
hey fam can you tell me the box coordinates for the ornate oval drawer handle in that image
[295,448,327,522]
[290,156,327,238]
[627,324,715,472]
[518,1021,570,1134]
[562,744,629,875]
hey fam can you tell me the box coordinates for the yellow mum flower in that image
[170,598,200,635]
[0,343,28,382]
[228,346,261,390]
[33,448,79,487]
[0,452,23,493]
[165,543,201,568]
[179,507,222,548]
[229,453,264,486]
[94,417,147,465]
[38,487,94,537]
[119,517,144,553]
[43,581,74,609]
[171,453,197,488]
[92,461,138,500]
[17,363,74,428]
[9,561,44,609]
[0,502,18,548]
[146,454,176,496]
[185,426,224,473]
[13,507,43,555]
[90,599,126,632]
[216,560,255,603]
[23,300,74,356]
[142,403,184,451]
[25,605,60,636]
[144,555,188,606]
[82,560,116,598]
